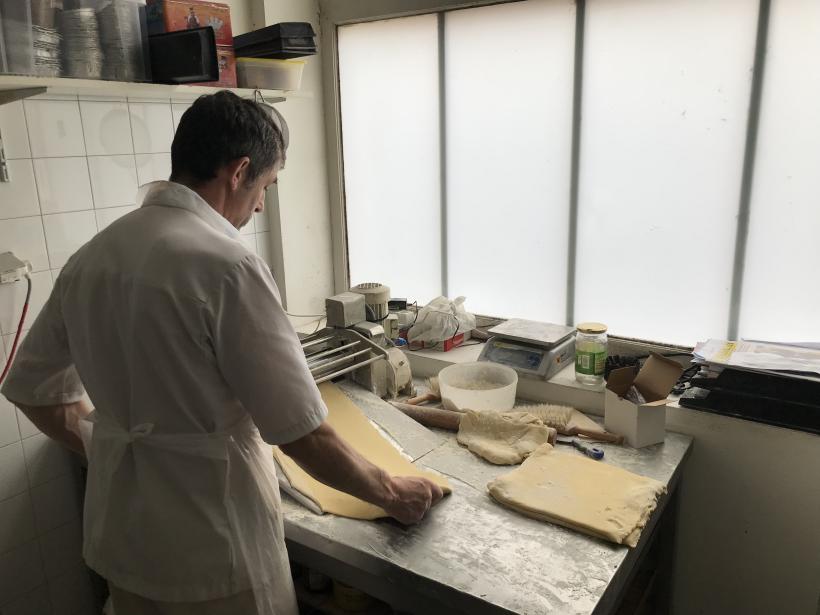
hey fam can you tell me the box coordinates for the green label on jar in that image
[576,350,606,376]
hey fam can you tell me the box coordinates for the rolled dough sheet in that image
[272,382,451,519]
[456,410,556,465]
[488,444,665,547]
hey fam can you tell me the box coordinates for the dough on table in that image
[456,410,557,465]
[272,382,451,520]
[488,444,665,547]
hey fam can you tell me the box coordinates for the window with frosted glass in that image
[337,15,441,302]
[739,0,820,342]
[445,0,575,321]
[575,0,758,345]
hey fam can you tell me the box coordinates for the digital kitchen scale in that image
[478,319,576,381]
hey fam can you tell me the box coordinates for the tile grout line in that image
[20,100,52,273]
[0,511,81,561]
[125,97,140,186]
[75,100,99,232]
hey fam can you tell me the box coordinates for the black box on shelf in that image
[148,26,218,84]
[233,22,316,60]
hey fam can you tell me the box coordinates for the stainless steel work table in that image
[280,382,693,615]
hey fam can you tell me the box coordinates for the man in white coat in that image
[1,91,443,614]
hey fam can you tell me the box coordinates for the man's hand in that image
[382,476,444,525]
[280,421,447,524]
[16,399,92,457]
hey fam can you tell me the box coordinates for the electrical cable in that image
[0,275,32,385]
[311,317,326,335]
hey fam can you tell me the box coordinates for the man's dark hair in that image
[171,91,284,185]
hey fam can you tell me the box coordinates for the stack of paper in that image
[693,339,820,379]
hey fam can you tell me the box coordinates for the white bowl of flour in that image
[438,362,518,412]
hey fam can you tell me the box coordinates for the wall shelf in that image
[0,74,304,105]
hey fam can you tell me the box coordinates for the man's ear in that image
[226,157,251,191]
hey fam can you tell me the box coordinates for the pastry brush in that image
[517,403,624,444]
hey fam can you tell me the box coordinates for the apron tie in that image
[127,423,155,442]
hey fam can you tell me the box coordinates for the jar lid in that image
[577,322,607,334]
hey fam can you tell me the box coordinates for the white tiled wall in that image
[0,93,275,614]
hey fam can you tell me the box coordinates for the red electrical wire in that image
[0,275,32,385]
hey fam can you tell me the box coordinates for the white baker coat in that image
[1,181,327,607]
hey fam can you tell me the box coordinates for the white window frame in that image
[319,0,772,346]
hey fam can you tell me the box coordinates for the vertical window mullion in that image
[438,12,448,298]
[566,0,586,327]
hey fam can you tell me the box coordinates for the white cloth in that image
[1,181,327,610]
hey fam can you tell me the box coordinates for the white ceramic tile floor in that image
[0,160,40,219]
[0,442,28,501]
[24,100,85,159]
[33,158,94,214]
[22,434,73,488]
[0,217,49,272]
[42,211,98,269]
[0,101,32,159]
[0,541,45,606]
[129,102,174,154]
[0,492,35,555]
[79,101,133,156]
[30,476,81,535]
[135,153,172,186]
[88,155,139,208]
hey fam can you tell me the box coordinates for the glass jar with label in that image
[575,322,607,386]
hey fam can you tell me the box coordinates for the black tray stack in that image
[233,22,316,60]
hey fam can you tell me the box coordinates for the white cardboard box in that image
[604,353,684,448]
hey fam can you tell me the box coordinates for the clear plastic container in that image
[438,362,518,412]
[97,0,149,82]
[575,322,608,386]
[236,57,305,90]
[0,0,35,75]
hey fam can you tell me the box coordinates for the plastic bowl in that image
[438,362,518,412]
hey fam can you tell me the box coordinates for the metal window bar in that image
[565,0,585,328]
[727,0,772,340]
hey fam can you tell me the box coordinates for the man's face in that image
[225,163,279,230]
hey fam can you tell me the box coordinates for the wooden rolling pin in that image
[390,402,461,431]
[564,427,624,445]
[392,402,623,443]
[406,376,440,405]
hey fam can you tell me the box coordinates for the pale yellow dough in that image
[272,382,451,519]
[488,444,665,547]
[456,410,557,465]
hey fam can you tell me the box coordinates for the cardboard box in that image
[197,45,236,87]
[146,0,233,46]
[604,353,684,448]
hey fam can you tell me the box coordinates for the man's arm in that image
[16,399,92,457]
[280,421,444,525]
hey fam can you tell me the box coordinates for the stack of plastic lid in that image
[61,8,103,79]
[234,23,317,60]
[33,25,62,77]
[98,0,146,82]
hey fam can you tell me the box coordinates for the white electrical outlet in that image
[0,252,32,284]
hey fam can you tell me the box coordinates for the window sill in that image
[406,342,607,415]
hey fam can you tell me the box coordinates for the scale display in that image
[479,336,575,380]
[485,341,547,371]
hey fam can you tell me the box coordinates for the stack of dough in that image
[488,444,666,547]
[456,410,557,465]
